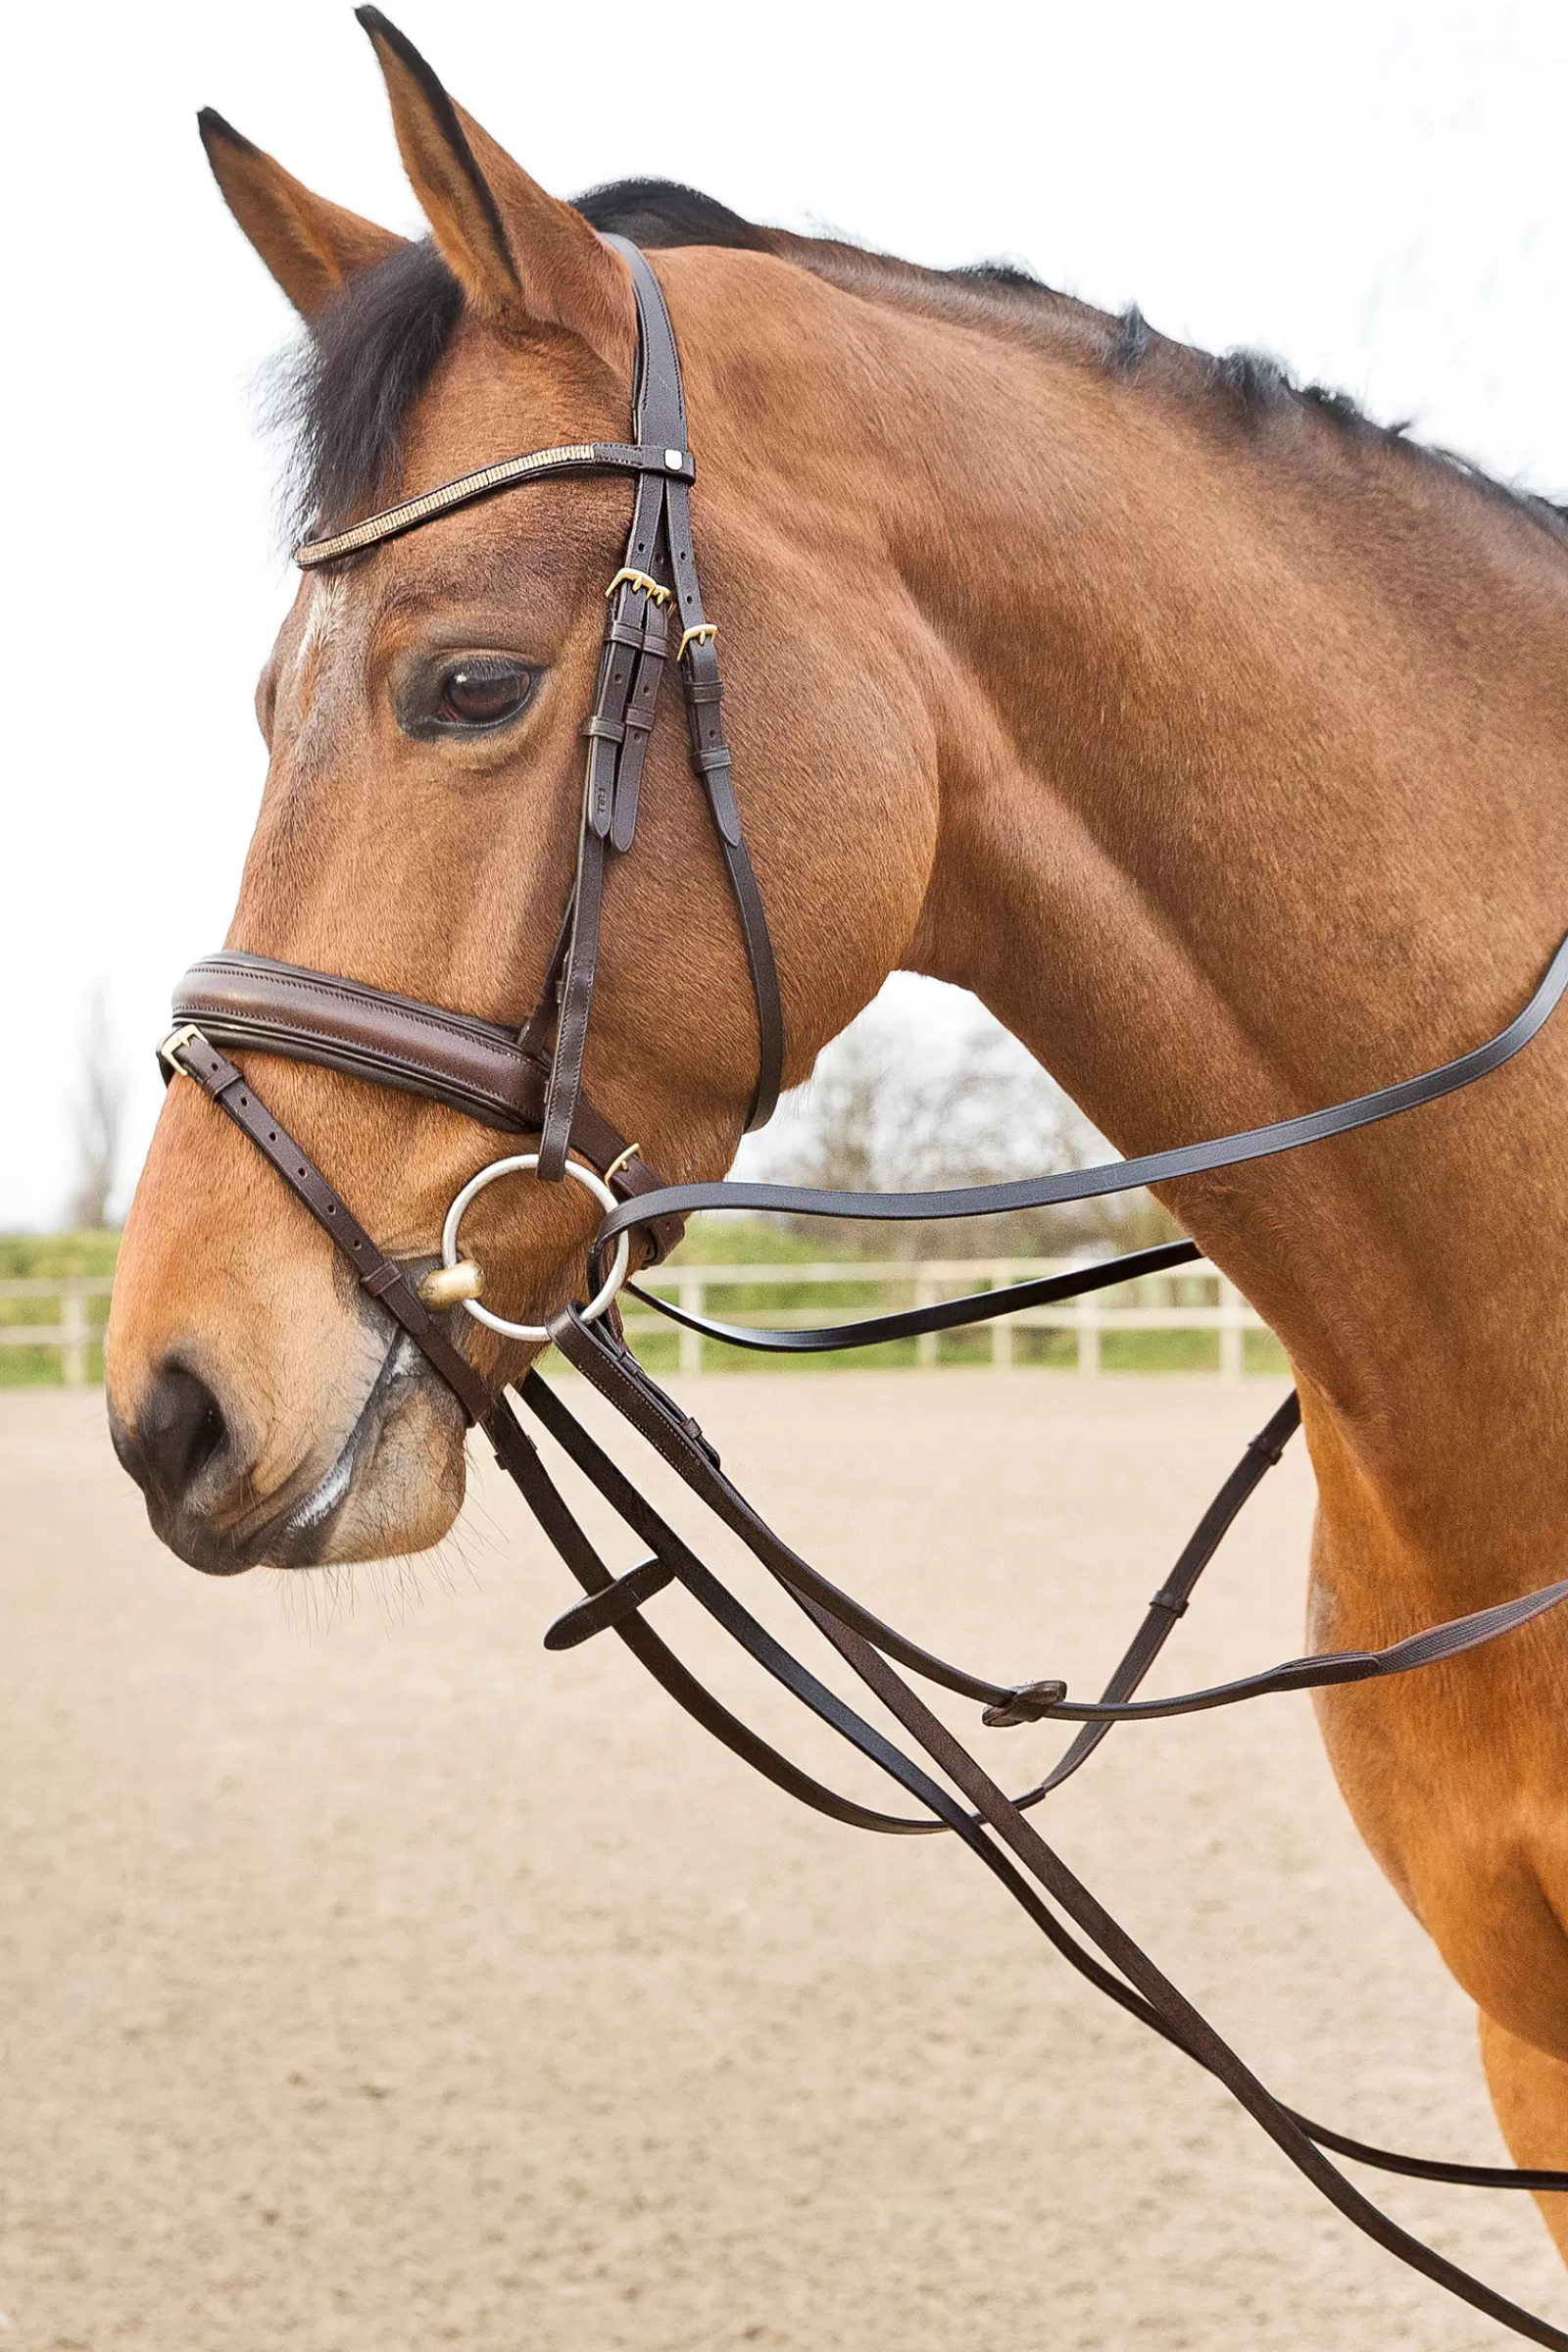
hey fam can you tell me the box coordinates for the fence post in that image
[988,1265,1011,1371]
[61,1285,89,1388]
[1218,1275,1244,1379]
[678,1275,704,1379]
[1076,1289,1102,1378]
[916,1273,940,1368]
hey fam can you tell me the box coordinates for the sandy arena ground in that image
[2,1372,1564,2352]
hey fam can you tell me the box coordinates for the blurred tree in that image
[757,998,1182,1259]
[69,986,125,1232]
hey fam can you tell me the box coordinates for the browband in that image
[168,952,686,1263]
[295,442,694,567]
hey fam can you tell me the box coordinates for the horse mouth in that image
[190,1331,464,1576]
[263,1333,428,1566]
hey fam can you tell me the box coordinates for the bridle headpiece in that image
[168,235,784,1330]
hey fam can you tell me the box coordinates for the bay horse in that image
[107,5,1568,2283]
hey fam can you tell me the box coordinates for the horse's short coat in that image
[108,9,1568,2249]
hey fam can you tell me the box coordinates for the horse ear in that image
[355,8,636,378]
[198,110,408,318]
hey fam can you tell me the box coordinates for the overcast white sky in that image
[6,1,1568,1226]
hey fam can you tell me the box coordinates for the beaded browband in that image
[294,441,694,568]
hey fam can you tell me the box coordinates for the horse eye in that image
[436,660,533,728]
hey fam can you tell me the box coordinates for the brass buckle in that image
[158,1021,206,1077]
[677,623,717,662]
[605,567,671,608]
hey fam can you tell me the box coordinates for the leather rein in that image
[160,237,1568,2343]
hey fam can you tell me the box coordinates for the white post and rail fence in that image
[1,1262,1270,1386]
[0,1278,115,1387]
[625,1257,1267,1377]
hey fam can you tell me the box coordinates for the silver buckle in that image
[158,1021,206,1076]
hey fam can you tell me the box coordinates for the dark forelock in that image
[271,238,464,536]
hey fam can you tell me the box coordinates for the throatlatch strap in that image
[608,237,785,1133]
[289,236,787,1182]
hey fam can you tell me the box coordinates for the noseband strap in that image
[169,950,686,1263]
[161,1028,492,1424]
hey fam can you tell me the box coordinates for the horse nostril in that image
[136,1362,231,1505]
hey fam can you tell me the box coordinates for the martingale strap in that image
[545,1306,1568,1736]
[155,998,1568,2293]
[499,1352,1568,2209]
[627,1237,1206,1353]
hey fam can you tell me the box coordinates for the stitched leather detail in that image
[172,953,685,1262]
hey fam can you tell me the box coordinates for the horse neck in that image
[842,301,1568,1567]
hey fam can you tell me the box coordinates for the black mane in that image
[573,177,771,253]
[273,177,1566,549]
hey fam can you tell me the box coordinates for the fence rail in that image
[0,1262,1269,1385]
[0,1277,115,1386]
[626,1258,1267,1376]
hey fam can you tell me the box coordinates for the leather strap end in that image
[981,1679,1068,1729]
[543,1555,677,1649]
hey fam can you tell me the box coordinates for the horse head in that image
[107,13,937,1571]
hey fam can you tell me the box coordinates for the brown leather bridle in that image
[159,238,1568,2343]
[168,238,781,1286]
